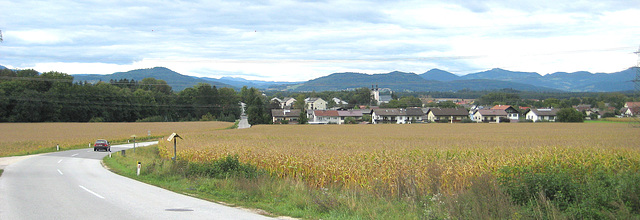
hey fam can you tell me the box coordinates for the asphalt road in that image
[0,142,274,220]
[238,115,251,129]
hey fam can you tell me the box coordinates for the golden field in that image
[157,123,640,195]
[0,122,232,157]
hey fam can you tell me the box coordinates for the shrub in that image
[200,113,216,121]
[498,166,640,219]
[89,117,104,122]
[460,118,474,123]
[557,108,584,122]
[187,155,260,179]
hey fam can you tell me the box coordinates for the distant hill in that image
[202,76,301,89]
[0,65,7,70]
[415,67,638,92]
[461,68,541,81]
[268,71,558,92]
[73,67,233,91]
[419,69,460,81]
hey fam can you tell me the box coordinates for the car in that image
[94,139,111,152]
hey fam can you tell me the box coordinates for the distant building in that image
[473,109,508,123]
[332,97,348,105]
[371,108,424,124]
[621,102,640,117]
[271,109,301,123]
[426,108,469,123]
[370,85,392,105]
[490,105,520,121]
[525,108,559,122]
[305,97,327,110]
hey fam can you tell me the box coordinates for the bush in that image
[89,117,104,122]
[200,113,216,121]
[460,118,474,123]
[498,166,640,218]
[187,155,260,179]
[344,117,357,124]
[557,108,584,122]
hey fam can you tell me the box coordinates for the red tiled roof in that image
[313,110,339,117]
[490,105,512,110]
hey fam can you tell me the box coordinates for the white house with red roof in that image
[490,105,519,120]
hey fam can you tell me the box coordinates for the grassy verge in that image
[105,145,640,219]
[0,169,3,177]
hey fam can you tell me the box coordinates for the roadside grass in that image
[0,169,3,177]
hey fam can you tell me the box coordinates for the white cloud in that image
[1,0,639,81]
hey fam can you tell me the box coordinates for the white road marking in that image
[79,185,104,199]
[58,159,63,163]
[71,153,79,157]
[57,169,63,175]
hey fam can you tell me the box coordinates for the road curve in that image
[238,115,251,129]
[0,142,274,219]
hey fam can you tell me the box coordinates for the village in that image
[270,86,640,125]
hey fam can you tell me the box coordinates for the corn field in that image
[158,123,640,196]
[0,122,232,156]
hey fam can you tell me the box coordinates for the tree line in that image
[0,69,255,123]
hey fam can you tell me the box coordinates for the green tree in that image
[298,110,308,124]
[556,108,584,122]
[399,96,423,107]
[294,94,306,110]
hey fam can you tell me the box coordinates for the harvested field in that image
[0,122,233,156]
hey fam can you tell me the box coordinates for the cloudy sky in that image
[1,0,639,81]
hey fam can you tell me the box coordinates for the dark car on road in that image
[94,139,111,152]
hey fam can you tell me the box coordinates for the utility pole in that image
[632,45,640,126]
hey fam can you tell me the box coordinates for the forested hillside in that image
[0,68,269,123]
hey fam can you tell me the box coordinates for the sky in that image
[1,0,639,82]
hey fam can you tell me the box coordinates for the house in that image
[305,97,327,110]
[338,109,365,122]
[271,109,301,123]
[525,108,559,122]
[574,104,600,119]
[309,110,341,124]
[490,105,520,121]
[371,108,424,124]
[283,97,296,108]
[309,109,366,124]
[332,97,348,105]
[621,102,640,117]
[426,108,469,123]
[473,109,508,123]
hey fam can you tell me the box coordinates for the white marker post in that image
[56,144,59,151]
[137,162,141,176]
